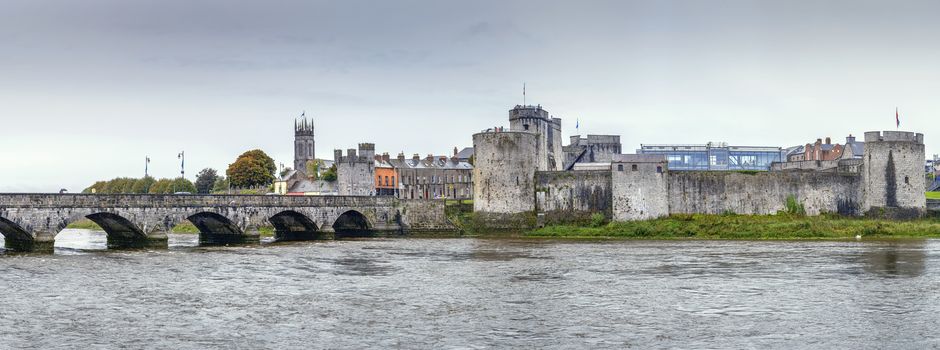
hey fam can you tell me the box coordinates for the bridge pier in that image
[106,232,168,250]
[199,230,261,246]
[4,232,54,253]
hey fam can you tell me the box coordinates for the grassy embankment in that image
[66,219,275,236]
[927,192,940,200]
[528,213,940,240]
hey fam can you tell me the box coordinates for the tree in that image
[322,164,337,182]
[149,178,174,194]
[212,176,229,193]
[279,167,293,178]
[194,168,219,194]
[83,181,107,194]
[130,177,156,193]
[306,161,320,180]
[171,177,196,193]
[226,149,276,188]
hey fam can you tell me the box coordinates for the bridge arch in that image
[0,216,33,242]
[332,210,373,238]
[82,212,153,249]
[269,210,322,241]
[187,211,256,245]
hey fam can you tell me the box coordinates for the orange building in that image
[374,154,398,196]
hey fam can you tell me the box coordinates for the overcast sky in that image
[1,0,937,192]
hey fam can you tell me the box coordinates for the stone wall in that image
[399,199,456,231]
[335,144,376,196]
[472,131,539,214]
[535,170,611,224]
[862,131,926,213]
[611,157,669,221]
[667,171,862,216]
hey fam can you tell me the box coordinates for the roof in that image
[455,147,474,160]
[613,154,666,163]
[846,141,864,156]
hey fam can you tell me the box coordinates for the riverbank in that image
[526,213,940,240]
[66,219,276,236]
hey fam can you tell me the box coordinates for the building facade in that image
[638,143,783,171]
[374,154,398,197]
[391,153,473,200]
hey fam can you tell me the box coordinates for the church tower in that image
[294,116,315,174]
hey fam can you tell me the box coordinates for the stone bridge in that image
[0,194,453,253]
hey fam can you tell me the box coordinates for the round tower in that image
[861,131,926,215]
[472,130,539,214]
[294,117,315,173]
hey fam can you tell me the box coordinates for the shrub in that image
[589,213,606,227]
[784,195,806,216]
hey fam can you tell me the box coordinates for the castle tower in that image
[294,117,315,174]
[508,105,564,171]
[861,131,926,214]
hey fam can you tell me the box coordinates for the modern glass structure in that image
[638,143,783,171]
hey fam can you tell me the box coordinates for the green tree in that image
[194,168,219,194]
[83,181,107,194]
[226,149,276,188]
[306,161,320,180]
[149,178,174,194]
[279,167,293,178]
[212,176,230,193]
[130,177,156,193]
[321,164,337,182]
[171,177,196,193]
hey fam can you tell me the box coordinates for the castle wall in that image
[862,131,926,213]
[535,170,611,224]
[611,158,669,221]
[472,131,538,214]
[666,171,862,216]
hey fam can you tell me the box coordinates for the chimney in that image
[825,137,831,145]
[439,156,447,163]
[846,134,855,143]
[382,152,390,162]
[412,153,420,162]
[453,147,458,156]
[426,154,434,162]
[816,138,822,144]
[398,152,405,161]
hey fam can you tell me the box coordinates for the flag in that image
[896,107,900,128]
[576,118,579,130]
[301,110,305,117]
[523,83,525,97]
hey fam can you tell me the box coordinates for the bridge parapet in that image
[0,194,399,208]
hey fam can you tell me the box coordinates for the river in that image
[1,229,939,349]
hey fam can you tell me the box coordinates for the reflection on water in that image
[860,240,926,277]
[2,231,940,348]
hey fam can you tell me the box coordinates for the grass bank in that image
[66,219,275,236]
[927,192,940,200]
[527,213,940,240]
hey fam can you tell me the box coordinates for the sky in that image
[1,0,937,192]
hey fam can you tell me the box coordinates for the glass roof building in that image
[637,142,784,171]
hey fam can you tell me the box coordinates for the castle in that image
[473,105,927,227]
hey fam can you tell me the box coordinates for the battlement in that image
[509,105,550,121]
[864,131,924,144]
[334,143,376,163]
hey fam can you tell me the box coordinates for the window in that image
[631,164,638,171]
[905,176,910,184]
[385,176,389,186]
[617,164,624,171]
[523,124,530,131]
[656,166,663,173]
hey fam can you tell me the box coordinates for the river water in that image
[2,229,940,349]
